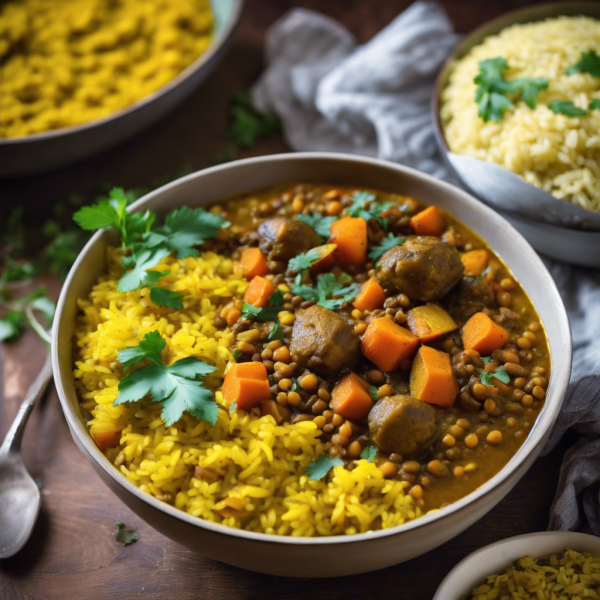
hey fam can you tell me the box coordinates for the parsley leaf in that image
[143,207,230,259]
[115,522,138,546]
[477,359,510,386]
[474,57,549,122]
[241,302,280,322]
[590,99,600,110]
[549,100,588,117]
[149,287,185,310]
[296,213,338,240]
[226,92,281,148]
[347,191,395,230]
[291,272,360,311]
[0,311,25,341]
[269,289,284,306]
[360,446,377,462]
[566,50,600,77]
[368,233,405,261]
[305,455,344,480]
[268,320,284,341]
[117,247,171,293]
[114,331,218,426]
[288,247,325,273]
[368,386,379,402]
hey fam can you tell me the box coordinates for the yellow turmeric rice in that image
[0,0,213,138]
[73,247,421,536]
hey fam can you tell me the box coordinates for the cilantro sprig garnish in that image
[296,213,338,240]
[291,272,360,311]
[114,331,218,426]
[474,57,549,122]
[305,455,344,480]
[149,287,185,310]
[346,191,395,230]
[115,522,138,546]
[368,386,379,402]
[477,357,510,386]
[360,446,377,462]
[74,193,230,293]
[368,233,405,261]
[549,100,588,117]
[241,288,285,341]
[566,50,600,77]
[288,247,326,273]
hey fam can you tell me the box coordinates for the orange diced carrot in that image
[239,247,270,280]
[329,217,367,265]
[330,372,374,423]
[310,244,338,274]
[222,362,271,411]
[361,317,420,372]
[409,346,458,407]
[407,303,458,344]
[91,428,121,451]
[410,206,445,237]
[461,250,490,276]
[353,277,386,312]
[462,312,510,355]
[243,276,275,308]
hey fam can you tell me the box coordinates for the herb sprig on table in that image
[115,522,139,546]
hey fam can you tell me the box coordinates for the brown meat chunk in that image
[375,236,464,302]
[446,275,495,323]
[258,217,321,262]
[368,394,437,455]
[289,305,360,378]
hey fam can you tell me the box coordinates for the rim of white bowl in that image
[52,152,572,546]
[0,0,245,146]
[433,531,600,599]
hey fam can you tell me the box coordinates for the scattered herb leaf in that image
[305,455,344,481]
[269,289,285,307]
[368,386,379,402]
[241,302,280,322]
[149,287,185,310]
[368,233,405,261]
[347,191,395,229]
[115,522,138,546]
[291,378,298,392]
[549,100,587,117]
[114,331,218,426]
[291,272,360,311]
[288,247,325,273]
[477,361,510,386]
[296,213,338,240]
[590,99,600,110]
[566,50,600,77]
[0,311,25,341]
[268,320,284,341]
[360,446,377,462]
[118,249,171,293]
[226,92,281,148]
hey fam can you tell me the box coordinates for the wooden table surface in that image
[0,2,575,598]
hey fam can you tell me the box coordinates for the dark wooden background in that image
[0,2,577,599]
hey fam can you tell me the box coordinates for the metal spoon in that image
[0,353,53,559]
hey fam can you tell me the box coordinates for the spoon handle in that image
[0,353,53,457]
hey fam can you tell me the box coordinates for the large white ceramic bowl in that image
[434,531,600,600]
[51,153,572,578]
[0,0,243,178]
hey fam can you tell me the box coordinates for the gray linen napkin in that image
[252,1,600,534]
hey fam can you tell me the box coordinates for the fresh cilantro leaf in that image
[144,207,229,259]
[73,199,120,231]
[296,213,338,240]
[368,233,405,261]
[566,50,600,77]
[474,57,549,122]
[42,231,82,280]
[346,191,394,230]
[117,247,171,292]
[590,99,600,110]
[369,386,379,402]
[241,302,280,322]
[268,320,284,341]
[290,272,320,302]
[292,272,359,311]
[477,364,510,386]
[481,356,491,365]
[360,446,377,462]
[291,378,298,392]
[269,289,284,307]
[0,311,25,341]
[115,522,138,545]
[229,401,237,414]
[114,331,218,426]
[226,92,281,148]
[1,260,36,283]
[288,247,324,273]
[305,455,344,480]
[549,100,588,117]
[150,287,185,310]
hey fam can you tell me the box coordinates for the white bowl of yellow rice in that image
[51,153,571,577]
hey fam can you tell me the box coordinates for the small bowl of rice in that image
[434,2,600,267]
[433,531,600,600]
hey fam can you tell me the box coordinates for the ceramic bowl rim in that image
[0,0,245,147]
[51,152,572,546]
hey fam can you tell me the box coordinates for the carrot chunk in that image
[243,275,275,308]
[407,303,458,343]
[90,427,121,451]
[410,206,445,237]
[409,346,458,407]
[329,217,367,265]
[222,362,271,411]
[461,250,490,276]
[462,312,510,355]
[353,277,386,312]
[361,317,420,372]
[239,247,269,280]
[330,372,374,423]
[310,243,338,274]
